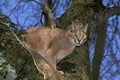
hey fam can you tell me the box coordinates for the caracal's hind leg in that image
[30,50,53,79]
[37,59,53,79]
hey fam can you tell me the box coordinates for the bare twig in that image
[52,0,60,13]
[100,61,115,78]
[8,0,21,17]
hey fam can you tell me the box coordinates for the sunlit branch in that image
[0,21,54,73]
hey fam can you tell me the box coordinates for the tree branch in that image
[104,7,120,19]
[40,2,56,28]
[20,0,56,28]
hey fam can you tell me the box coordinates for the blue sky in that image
[0,0,72,30]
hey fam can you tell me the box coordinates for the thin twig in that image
[9,0,42,17]
[8,0,21,17]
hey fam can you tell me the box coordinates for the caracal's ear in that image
[70,21,75,32]
[83,24,88,33]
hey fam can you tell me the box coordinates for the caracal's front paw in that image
[57,70,64,74]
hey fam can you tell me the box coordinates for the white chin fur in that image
[74,43,81,46]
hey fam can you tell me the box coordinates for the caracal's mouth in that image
[73,35,80,46]
[73,34,87,46]
[74,43,81,46]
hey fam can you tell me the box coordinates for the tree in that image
[0,0,120,80]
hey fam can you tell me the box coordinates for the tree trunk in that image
[91,21,107,80]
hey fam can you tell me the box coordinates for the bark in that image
[57,0,94,80]
[41,1,56,28]
[91,21,107,80]
[90,2,120,80]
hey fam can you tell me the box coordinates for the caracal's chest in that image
[56,48,74,63]
[47,39,75,62]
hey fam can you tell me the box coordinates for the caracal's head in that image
[66,22,88,46]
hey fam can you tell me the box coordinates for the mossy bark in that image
[56,0,94,80]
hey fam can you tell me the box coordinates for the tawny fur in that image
[21,25,87,79]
